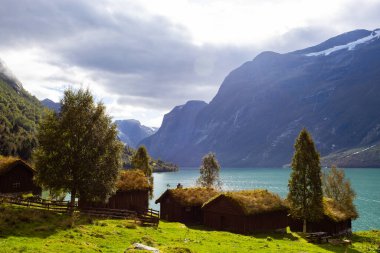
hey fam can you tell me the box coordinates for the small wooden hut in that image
[289,198,357,235]
[0,156,41,195]
[79,170,151,213]
[155,187,218,224]
[202,189,288,234]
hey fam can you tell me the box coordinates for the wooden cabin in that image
[79,170,151,213]
[202,189,288,234]
[155,187,219,224]
[289,198,357,235]
[0,156,41,195]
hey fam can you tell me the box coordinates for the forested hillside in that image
[0,79,44,160]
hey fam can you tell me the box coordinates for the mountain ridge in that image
[116,119,157,148]
[141,28,380,167]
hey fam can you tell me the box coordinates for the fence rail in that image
[79,206,137,220]
[0,194,70,213]
[0,194,160,226]
[137,208,160,226]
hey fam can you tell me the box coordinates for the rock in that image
[125,243,160,253]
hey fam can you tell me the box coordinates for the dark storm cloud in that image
[0,0,255,110]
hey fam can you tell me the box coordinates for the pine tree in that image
[288,128,323,232]
[322,166,358,218]
[196,152,222,189]
[34,88,123,211]
[131,146,152,177]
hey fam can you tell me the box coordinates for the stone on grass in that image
[125,243,159,253]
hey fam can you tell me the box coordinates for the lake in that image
[152,167,380,232]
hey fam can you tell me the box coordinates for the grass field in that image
[0,205,379,253]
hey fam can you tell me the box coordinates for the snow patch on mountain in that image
[306,29,380,56]
[352,145,376,155]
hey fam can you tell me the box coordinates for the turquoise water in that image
[152,167,380,231]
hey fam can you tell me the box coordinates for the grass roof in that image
[116,169,152,191]
[204,189,287,215]
[156,187,219,206]
[323,198,358,222]
[0,156,33,175]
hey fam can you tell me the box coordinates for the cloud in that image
[0,0,255,126]
[0,0,379,126]
[262,26,339,54]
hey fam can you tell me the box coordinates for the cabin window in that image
[166,198,170,203]
[185,207,191,212]
[12,182,21,189]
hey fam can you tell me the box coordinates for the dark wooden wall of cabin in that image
[289,216,352,235]
[203,196,246,233]
[203,197,288,234]
[159,196,203,224]
[203,210,288,234]
[0,165,40,194]
[160,198,181,221]
[244,210,288,232]
[80,190,149,213]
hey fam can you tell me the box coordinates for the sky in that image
[0,0,379,127]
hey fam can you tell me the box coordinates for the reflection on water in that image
[152,167,380,231]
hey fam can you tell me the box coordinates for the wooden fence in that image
[137,208,160,226]
[0,194,70,213]
[0,194,160,226]
[80,206,137,219]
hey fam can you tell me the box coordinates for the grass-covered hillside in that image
[0,79,44,160]
[0,206,379,253]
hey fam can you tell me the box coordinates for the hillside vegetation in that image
[0,80,44,160]
[0,206,379,253]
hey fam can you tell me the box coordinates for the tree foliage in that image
[322,166,358,218]
[288,128,323,232]
[123,145,178,172]
[131,146,152,177]
[33,88,123,208]
[0,80,43,160]
[196,152,222,189]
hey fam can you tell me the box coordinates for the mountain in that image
[141,100,207,163]
[116,119,158,148]
[41,98,60,112]
[141,29,380,167]
[321,143,380,168]
[0,59,44,160]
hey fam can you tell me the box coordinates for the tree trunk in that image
[303,219,307,233]
[70,188,77,214]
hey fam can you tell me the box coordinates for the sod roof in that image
[323,198,358,222]
[203,189,287,215]
[0,156,34,175]
[116,169,152,191]
[155,187,219,206]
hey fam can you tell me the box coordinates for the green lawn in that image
[0,205,379,253]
